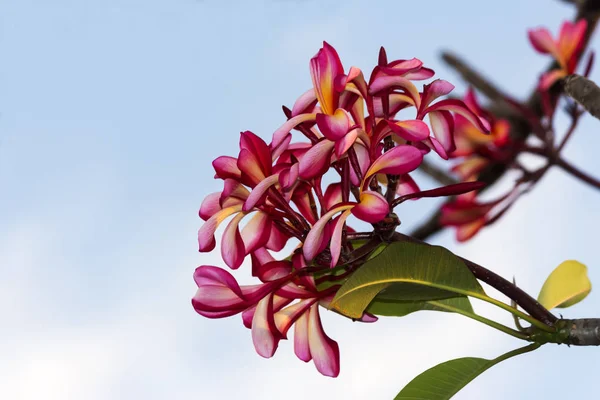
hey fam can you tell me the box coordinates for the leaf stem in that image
[428,300,530,340]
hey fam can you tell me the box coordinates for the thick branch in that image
[563,74,600,120]
[563,318,600,345]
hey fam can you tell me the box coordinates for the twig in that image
[555,156,600,189]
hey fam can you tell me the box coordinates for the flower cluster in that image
[528,19,587,90]
[440,89,513,241]
[440,19,593,242]
[193,42,488,376]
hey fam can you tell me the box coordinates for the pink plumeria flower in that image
[528,19,587,89]
[193,41,488,378]
[192,264,344,376]
[370,75,491,159]
[440,190,516,242]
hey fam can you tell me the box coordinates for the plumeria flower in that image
[192,264,343,376]
[440,189,518,242]
[449,89,511,181]
[302,144,424,267]
[368,52,490,159]
[193,42,488,377]
[528,19,587,89]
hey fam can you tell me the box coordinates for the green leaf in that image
[368,296,474,317]
[395,343,541,400]
[330,242,485,318]
[537,260,592,310]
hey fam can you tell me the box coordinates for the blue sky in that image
[1,0,599,399]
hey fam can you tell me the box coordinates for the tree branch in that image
[563,74,600,120]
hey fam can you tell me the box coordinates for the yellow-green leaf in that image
[330,241,485,319]
[537,260,592,310]
[368,296,474,317]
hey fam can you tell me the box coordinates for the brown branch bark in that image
[563,74,600,120]
[564,318,600,345]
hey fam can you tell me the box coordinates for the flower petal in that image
[241,211,272,254]
[255,260,293,282]
[212,156,242,180]
[349,142,370,186]
[396,174,420,197]
[403,67,435,80]
[274,299,317,338]
[266,222,290,252]
[198,204,242,252]
[240,131,272,176]
[199,192,221,221]
[456,218,486,242]
[378,58,422,76]
[351,191,389,223]
[334,128,358,158]
[243,295,292,329]
[540,69,567,90]
[294,311,312,362]
[292,88,318,116]
[451,157,488,180]
[364,145,423,182]
[298,139,335,180]
[429,110,455,153]
[252,293,282,358]
[238,148,267,187]
[193,265,243,296]
[278,163,299,191]
[420,79,455,110]
[303,204,353,261]
[329,209,353,267]
[560,19,587,68]
[440,201,493,226]
[221,212,246,269]
[243,174,280,212]
[369,75,421,109]
[220,179,250,204]
[316,108,351,141]
[324,183,342,211]
[426,99,490,133]
[374,93,413,117]
[425,137,449,160]
[272,113,318,149]
[310,42,344,115]
[308,304,340,377]
[528,27,559,58]
[192,266,275,314]
[388,119,430,141]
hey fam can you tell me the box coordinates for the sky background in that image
[1,0,599,399]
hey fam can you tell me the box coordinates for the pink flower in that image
[528,20,587,89]
[193,42,485,376]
